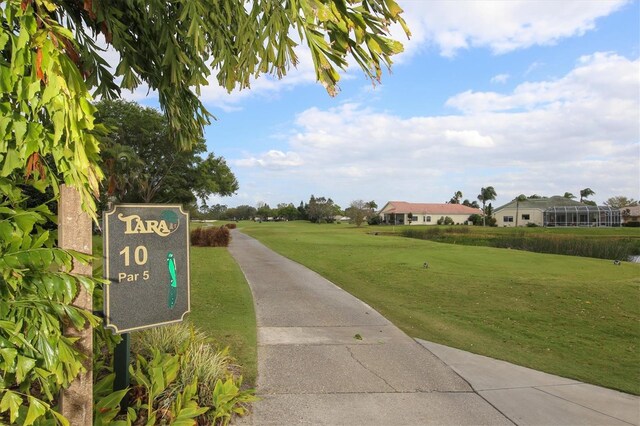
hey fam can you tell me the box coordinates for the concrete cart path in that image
[418,340,639,426]
[228,231,639,425]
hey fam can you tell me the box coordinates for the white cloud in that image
[396,0,628,58]
[229,52,639,206]
[446,52,638,113]
[444,130,495,148]
[234,150,304,169]
[491,74,510,84]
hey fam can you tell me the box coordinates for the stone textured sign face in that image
[103,204,190,334]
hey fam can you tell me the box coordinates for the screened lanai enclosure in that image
[543,205,621,227]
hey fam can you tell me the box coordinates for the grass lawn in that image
[92,235,257,384]
[240,221,640,394]
[189,246,257,383]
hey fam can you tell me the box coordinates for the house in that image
[494,196,621,227]
[620,205,640,226]
[379,201,481,225]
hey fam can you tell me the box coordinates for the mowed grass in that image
[189,246,257,384]
[240,221,640,394]
[93,236,257,384]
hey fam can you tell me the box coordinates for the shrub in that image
[526,222,539,227]
[225,223,237,229]
[191,226,231,247]
[367,216,382,225]
[191,227,205,245]
[127,322,257,425]
[468,214,483,226]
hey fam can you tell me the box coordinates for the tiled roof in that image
[494,196,586,211]
[381,201,482,215]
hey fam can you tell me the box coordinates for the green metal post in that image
[114,332,130,409]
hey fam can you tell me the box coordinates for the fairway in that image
[240,221,640,395]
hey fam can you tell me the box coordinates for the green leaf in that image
[14,212,38,234]
[94,388,129,423]
[13,120,28,144]
[24,396,48,426]
[0,347,18,369]
[52,410,71,426]
[16,355,37,383]
[0,149,21,177]
[0,390,23,423]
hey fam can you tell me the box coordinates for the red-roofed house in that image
[379,201,482,225]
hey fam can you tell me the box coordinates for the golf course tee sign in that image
[103,204,190,333]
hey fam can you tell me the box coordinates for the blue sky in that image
[130,1,639,210]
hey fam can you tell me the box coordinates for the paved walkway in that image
[228,231,639,425]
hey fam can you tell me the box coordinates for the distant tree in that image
[307,195,340,223]
[276,203,300,221]
[448,191,463,204]
[579,188,595,203]
[365,200,378,211]
[528,194,542,199]
[364,200,380,224]
[462,199,480,208]
[256,202,273,220]
[227,205,257,221]
[563,192,577,199]
[514,195,527,226]
[297,201,309,220]
[201,204,228,220]
[604,196,638,209]
[346,200,369,227]
[477,186,497,226]
[486,203,497,226]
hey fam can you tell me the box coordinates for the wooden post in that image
[58,185,93,425]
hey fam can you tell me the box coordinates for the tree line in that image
[195,197,379,227]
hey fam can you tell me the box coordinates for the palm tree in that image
[580,188,595,203]
[449,191,463,204]
[515,194,527,227]
[563,192,576,199]
[477,186,497,226]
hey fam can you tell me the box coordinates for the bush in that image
[367,216,382,225]
[526,222,539,227]
[191,226,231,247]
[225,223,237,229]
[119,323,257,426]
[468,214,483,226]
[623,221,640,227]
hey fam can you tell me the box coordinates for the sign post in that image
[59,185,93,425]
[103,204,191,333]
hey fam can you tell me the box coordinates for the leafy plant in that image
[0,199,102,424]
[210,376,258,426]
[132,323,255,425]
[129,349,184,425]
[93,374,131,426]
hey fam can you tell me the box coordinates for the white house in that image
[494,196,621,227]
[379,201,481,225]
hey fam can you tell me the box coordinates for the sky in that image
[127,0,640,210]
